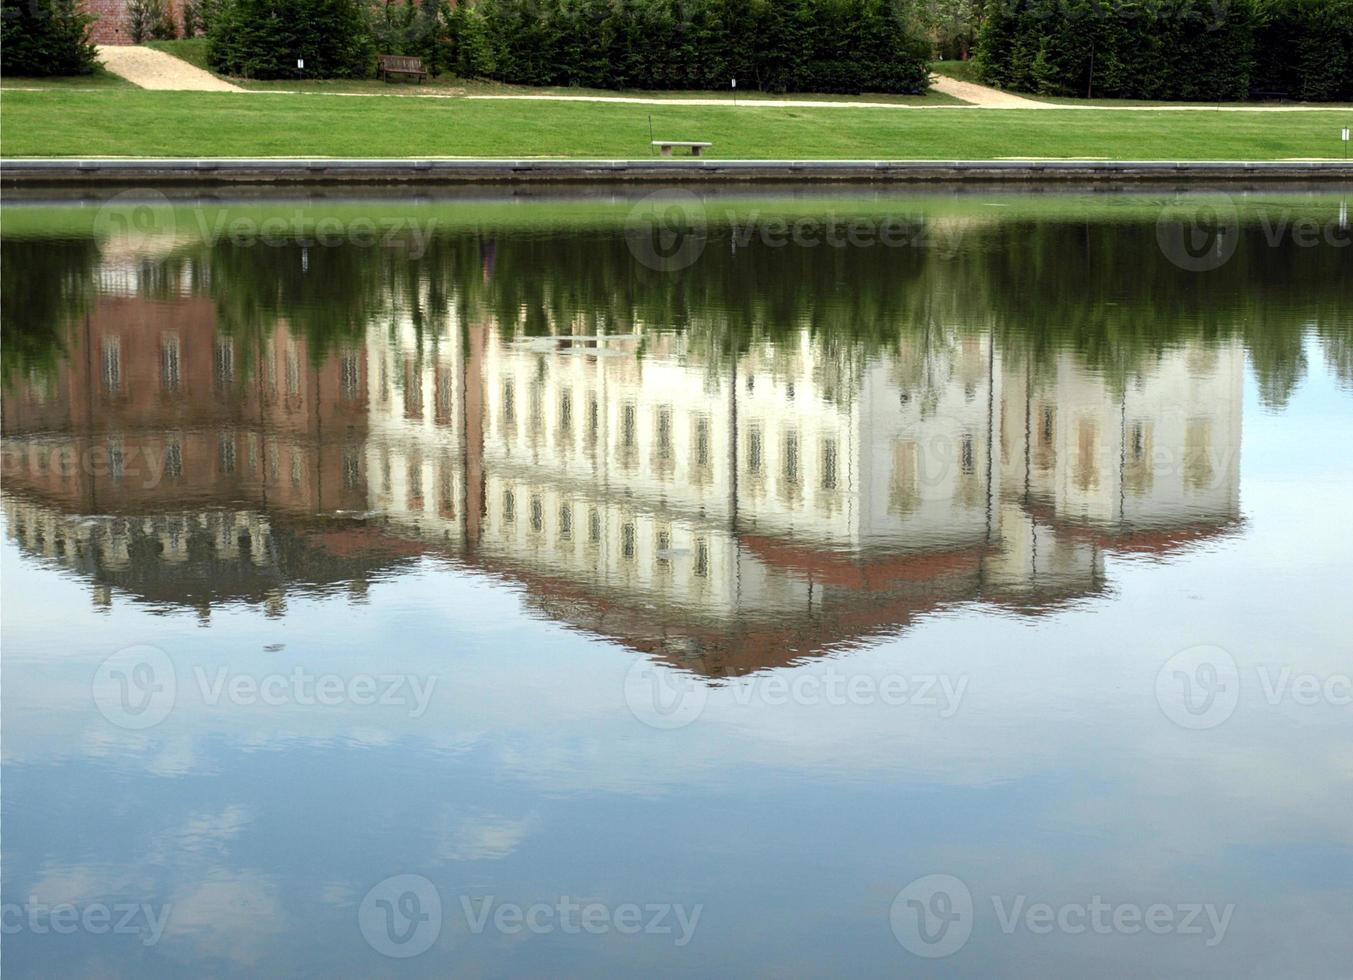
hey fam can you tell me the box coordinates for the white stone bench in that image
[652,140,713,157]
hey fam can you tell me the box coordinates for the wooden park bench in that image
[652,140,713,157]
[378,54,428,84]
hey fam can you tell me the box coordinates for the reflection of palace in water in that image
[3,279,1242,672]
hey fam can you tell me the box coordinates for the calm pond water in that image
[2,187,1351,978]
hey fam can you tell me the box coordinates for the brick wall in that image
[85,0,131,44]
[87,1,190,45]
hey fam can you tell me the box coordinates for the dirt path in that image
[99,45,242,92]
[928,73,1052,108]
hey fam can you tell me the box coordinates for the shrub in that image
[129,0,179,41]
[445,1,494,77]
[182,0,207,35]
[0,0,98,76]
[207,0,374,78]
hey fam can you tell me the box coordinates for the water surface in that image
[2,187,1351,977]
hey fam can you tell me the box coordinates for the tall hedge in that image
[207,0,374,78]
[977,0,1351,101]
[977,0,1260,100]
[1252,0,1353,101]
[463,0,930,93]
[1,0,98,76]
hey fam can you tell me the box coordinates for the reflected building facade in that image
[3,268,1243,671]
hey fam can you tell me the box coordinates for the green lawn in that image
[2,89,1350,159]
[144,38,212,71]
[0,67,134,90]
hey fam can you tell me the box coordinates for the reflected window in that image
[404,359,423,420]
[588,507,601,544]
[1126,421,1154,495]
[436,368,454,425]
[107,439,125,482]
[161,335,181,392]
[285,348,299,396]
[503,488,516,524]
[341,353,361,401]
[559,504,573,540]
[530,495,544,533]
[528,381,544,436]
[101,338,121,392]
[343,448,361,489]
[408,456,423,505]
[1035,404,1057,470]
[621,522,636,560]
[1075,420,1099,492]
[657,406,673,460]
[1185,418,1214,491]
[822,438,838,490]
[621,403,637,450]
[783,432,800,486]
[439,456,455,517]
[220,435,237,475]
[164,442,182,481]
[559,388,573,436]
[748,425,763,476]
[695,538,709,577]
[215,340,235,386]
[889,440,920,516]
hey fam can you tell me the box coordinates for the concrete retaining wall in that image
[4,158,1352,186]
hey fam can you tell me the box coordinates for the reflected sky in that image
[2,189,1352,978]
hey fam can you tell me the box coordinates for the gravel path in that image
[98,45,243,92]
[928,74,1052,108]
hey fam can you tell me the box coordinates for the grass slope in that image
[1,90,1350,159]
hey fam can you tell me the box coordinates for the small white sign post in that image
[297,58,305,70]
[1343,127,1350,160]
[732,78,737,107]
